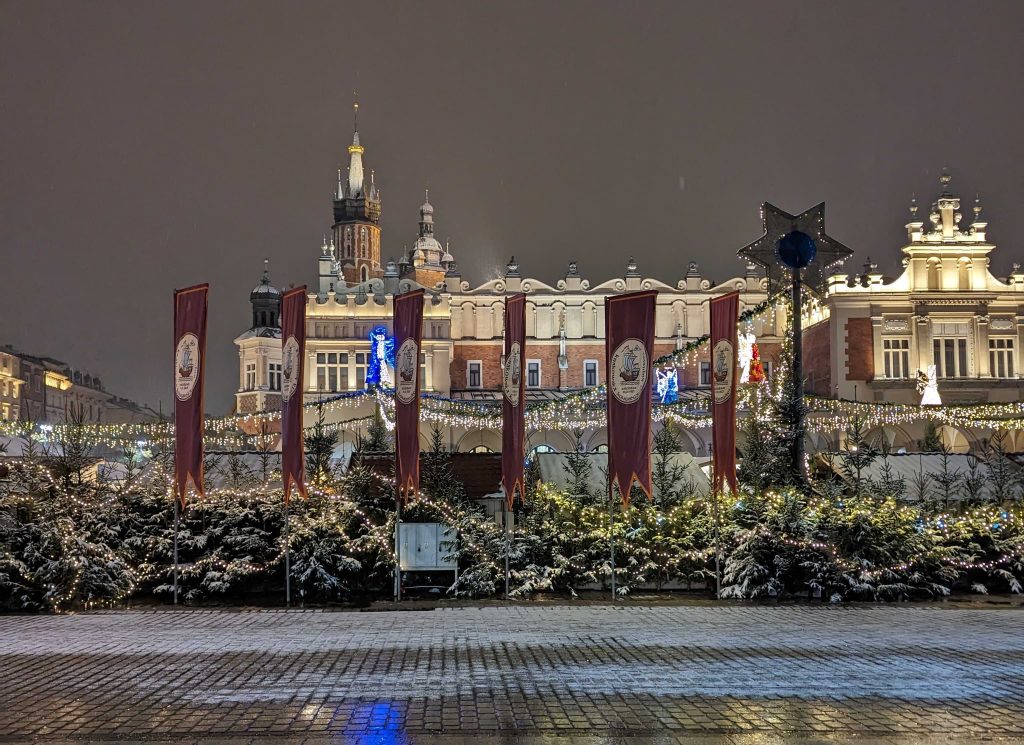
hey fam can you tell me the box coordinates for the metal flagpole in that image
[609,483,616,601]
[284,501,291,606]
[173,497,180,605]
[710,442,721,599]
[503,498,510,600]
[394,499,402,602]
[791,265,806,487]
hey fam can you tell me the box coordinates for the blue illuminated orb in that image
[777,231,817,269]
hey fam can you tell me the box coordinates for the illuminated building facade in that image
[233,117,1022,455]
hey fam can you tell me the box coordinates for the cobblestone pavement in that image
[1,605,1023,743]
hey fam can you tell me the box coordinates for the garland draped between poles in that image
[3,293,1021,448]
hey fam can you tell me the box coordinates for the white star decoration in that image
[738,202,853,295]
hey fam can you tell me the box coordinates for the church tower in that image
[332,102,382,285]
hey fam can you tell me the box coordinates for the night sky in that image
[2,1,1022,414]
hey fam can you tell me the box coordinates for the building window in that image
[355,352,367,389]
[469,444,492,453]
[244,362,257,391]
[584,360,598,387]
[933,337,969,378]
[360,264,369,283]
[700,361,711,386]
[315,352,349,392]
[467,361,482,389]
[882,338,911,379]
[268,363,282,391]
[527,360,541,388]
[990,338,1015,378]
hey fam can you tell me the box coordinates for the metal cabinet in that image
[398,523,456,571]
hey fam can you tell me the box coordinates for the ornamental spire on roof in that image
[347,100,365,198]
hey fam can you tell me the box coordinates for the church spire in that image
[347,100,365,198]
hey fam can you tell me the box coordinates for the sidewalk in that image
[2,605,1022,742]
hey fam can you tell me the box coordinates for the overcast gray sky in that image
[2,0,1022,414]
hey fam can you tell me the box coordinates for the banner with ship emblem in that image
[173,283,208,506]
[604,290,657,505]
[501,293,526,506]
[280,286,307,503]
[394,289,425,501]
[710,290,739,495]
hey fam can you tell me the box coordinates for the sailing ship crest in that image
[502,342,522,407]
[174,333,200,402]
[712,339,734,404]
[281,337,300,401]
[395,339,418,404]
[610,338,648,404]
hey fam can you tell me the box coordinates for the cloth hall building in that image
[234,119,1024,456]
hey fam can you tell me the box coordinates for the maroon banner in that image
[604,290,657,506]
[710,290,739,495]
[501,293,526,505]
[173,283,208,506]
[280,287,307,503]
[394,289,425,501]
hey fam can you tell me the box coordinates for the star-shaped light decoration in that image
[738,202,853,296]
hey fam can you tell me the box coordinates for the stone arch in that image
[867,425,914,453]
[455,428,502,453]
[927,258,941,290]
[585,427,608,452]
[527,428,576,453]
[939,425,975,454]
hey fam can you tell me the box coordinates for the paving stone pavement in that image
[1,605,1023,744]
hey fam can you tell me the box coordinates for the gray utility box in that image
[398,523,456,571]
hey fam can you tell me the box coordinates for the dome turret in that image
[250,259,281,329]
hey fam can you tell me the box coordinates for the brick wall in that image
[450,343,502,389]
[803,321,832,396]
[845,317,874,381]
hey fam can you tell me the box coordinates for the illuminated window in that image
[469,444,492,453]
[883,338,911,379]
[527,360,541,388]
[268,363,282,391]
[700,362,711,386]
[990,338,1015,378]
[467,361,482,389]
[244,362,257,391]
[315,352,348,392]
[355,352,367,389]
[933,337,969,378]
[584,360,598,387]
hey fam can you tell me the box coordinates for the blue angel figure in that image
[366,325,396,388]
[655,367,679,404]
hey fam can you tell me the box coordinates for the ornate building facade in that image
[803,172,1024,452]
[234,116,1022,455]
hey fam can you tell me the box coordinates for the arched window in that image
[360,265,369,283]
[528,444,556,459]
[591,443,609,453]
[469,444,492,453]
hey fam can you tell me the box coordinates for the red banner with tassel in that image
[173,283,208,507]
[280,286,307,503]
[394,289,424,501]
[501,293,526,506]
[710,290,739,495]
[604,290,657,506]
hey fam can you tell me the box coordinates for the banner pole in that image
[503,498,510,600]
[394,498,402,602]
[712,486,722,600]
[609,482,616,601]
[173,496,180,605]
[284,500,291,607]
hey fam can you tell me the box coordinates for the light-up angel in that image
[917,364,941,406]
[655,367,679,404]
[366,325,396,388]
